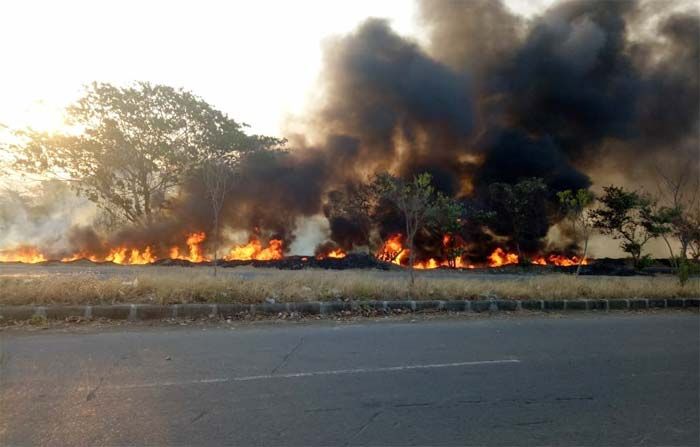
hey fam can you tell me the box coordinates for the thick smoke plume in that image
[295,0,697,258]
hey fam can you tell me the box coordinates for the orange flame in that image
[376,234,409,265]
[488,248,589,267]
[58,232,209,265]
[413,256,475,269]
[377,234,474,269]
[170,232,208,263]
[62,246,155,265]
[225,237,284,261]
[0,246,47,263]
[531,256,547,265]
[414,258,439,269]
[317,248,347,260]
[107,246,156,265]
[488,248,520,267]
[61,252,101,262]
[545,254,589,266]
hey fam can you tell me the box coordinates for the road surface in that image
[1,313,698,446]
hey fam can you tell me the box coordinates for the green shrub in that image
[636,254,655,270]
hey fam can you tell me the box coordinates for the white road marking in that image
[88,359,521,391]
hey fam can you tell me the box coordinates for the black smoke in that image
[309,0,698,257]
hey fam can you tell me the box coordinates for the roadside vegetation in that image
[0,269,696,306]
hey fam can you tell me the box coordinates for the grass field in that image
[0,264,697,305]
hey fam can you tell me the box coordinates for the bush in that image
[678,261,689,286]
[636,255,655,270]
[677,259,700,287]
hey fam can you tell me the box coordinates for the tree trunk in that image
[576,237,588,276]
[213,214,219,277]
[408,253,415,287]
[404,213,414,288]
[661,235,678,272]
[407,232,416,287]
[142,174,152,226]
[680,240,688,261]
[632,250,641,270]
[144,192,152,225]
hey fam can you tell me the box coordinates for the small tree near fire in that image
[654,166,699,262]
[557,189,595,275]
[488,178,548,261]
[429,193,465,268]
[645,204,683,273]
[373,172,437,286]
[644,200,700,286]
[590,186,657,269]
[201,157,235,276]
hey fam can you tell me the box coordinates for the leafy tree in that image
[645,205,681,270]
[429,193,465,268]
[590,186,658,269]
[372,172,437,285]
[488,178,549,260]
[647,202,700,286]
[11,82,282,226]
[557,189,596,275]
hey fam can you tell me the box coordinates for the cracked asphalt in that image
[1,312,698,446]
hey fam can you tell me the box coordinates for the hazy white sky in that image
[1,0,552,137]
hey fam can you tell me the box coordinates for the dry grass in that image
[0,269,697,305]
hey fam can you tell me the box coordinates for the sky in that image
[0,0,553,138]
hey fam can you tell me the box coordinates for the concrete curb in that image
[0,298,697,322]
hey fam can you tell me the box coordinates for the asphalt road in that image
[1,313,698,446]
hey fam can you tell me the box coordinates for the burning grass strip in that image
[0,269,697,306]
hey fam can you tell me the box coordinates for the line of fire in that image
[0,232,587,269]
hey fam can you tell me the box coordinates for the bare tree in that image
[557,189,596,275]
[655,165,699,261]
[202,158,234,276]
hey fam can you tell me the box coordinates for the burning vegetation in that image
[1,1,698,274]
[0,228,587,270]
[0,246,46,264]
[225,237,284,261]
